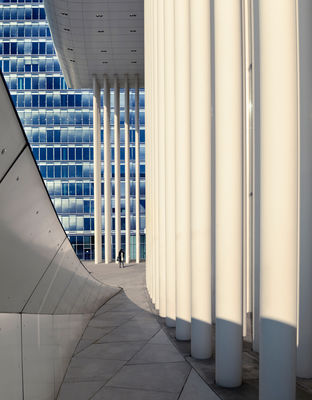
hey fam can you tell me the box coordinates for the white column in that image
[135,75,141,264]
[297,0,312,378]
[259,1,298,399]
[215,0,243,387]
[190,0,212,359]
[124,75,130,264]
[92,75,102,264]
[157,0,166,318]
[103,76,111,263]
[164,0,176,328]
[114,76,121,258]
[174,0,191,341]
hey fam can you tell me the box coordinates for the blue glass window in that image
[61,148,68,160]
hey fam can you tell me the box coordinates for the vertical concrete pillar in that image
[124,75,130,264]
[114,76,121,258]
[103,75,111,263]
[164,0,176,328]
[215,0,243,387]
[92,75,102,264]
[259,1,298,399]
[297,0,312,378]
[190,0,212,359]
[157,0,166,318]
[135,75,141,264]
[174,0,191,340]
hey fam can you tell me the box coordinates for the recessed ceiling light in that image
[130,29,136,33]
[131,61,137,64]
[100,50,107,53]
[64,28,70,32]
[61,12,68,16]
[69,59,75,62]
[96,14,103,17]
[102,61,108,64]
[129,13,137,17]
[67,48,73,51]
[98,30,104,33]
[131,49,137,53]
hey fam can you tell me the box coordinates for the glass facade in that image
[0,0,146,260]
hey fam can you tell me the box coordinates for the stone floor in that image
[56,262,218,400]
[56,262,312,400]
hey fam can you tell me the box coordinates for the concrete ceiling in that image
[44,0,144,89]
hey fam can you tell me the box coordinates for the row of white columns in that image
[92,74,141,265]
[145,0,312,398]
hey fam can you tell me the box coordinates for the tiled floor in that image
[56,262,216,400]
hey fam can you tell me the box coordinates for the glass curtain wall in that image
[0,0,146,260]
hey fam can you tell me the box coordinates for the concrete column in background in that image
[124,75,130,264]
[190,0,212,359]
[135,75,141,264]
[174,0,191,341]
[103,75,111,263]
[259,1,298,399]
[114,76,121,259]
[92,75,102,264]
[164,0,176,328]
[297,0,312,379]
[215,0,243,387]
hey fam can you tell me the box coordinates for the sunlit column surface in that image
[297,0,312,379]
[164,0,176,328]
[114,76,121,258]
[103,75,111,263]
[124,75,130,264]
[135,75,141,264]
[174,0,191,340]
[259,1,298,399]
[158,0,166,318]
[190,0,212,359]
[215,0,243,387]
[92,75,102,264]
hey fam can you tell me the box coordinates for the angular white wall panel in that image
[0,76,26,181]
[23,240,80,314]
[0,147,65,312]
[0,314,23,400]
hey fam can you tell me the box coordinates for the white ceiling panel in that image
[44,0,144,89]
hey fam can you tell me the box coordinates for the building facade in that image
[0,0,146,261]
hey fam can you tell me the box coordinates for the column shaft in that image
[125,75,130,264]
[135,75,141,264]
[93,76,102,264]
[114,77,121,258]
[164,0,176,328]
[174,0,191,340]
[259,1,298,399]
[103,76,111,263]
[215,0,243,387]
[190,0,212,359]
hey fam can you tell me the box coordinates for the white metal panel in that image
[0,74,26,181]
[0,314,23,400]
[0,147,65,312]
[22,314,55,400]
[23,240,80,314]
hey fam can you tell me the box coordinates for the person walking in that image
[118,248,125,268]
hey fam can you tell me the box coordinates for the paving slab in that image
[129,343,184,364]
[57,381,104,400]
[75,342,146,361]
[91,387,179,400]
[179,369,220,400]
[81,326,115,341]
[97,320,160,343]
[106,362,191,393]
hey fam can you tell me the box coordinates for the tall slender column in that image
[124,75,130,264]
[92,75,102,264]
[114,76,121,258]
[259,1,298,399]
[164,0,176,328]
[103,75,111,263]
[190,0,212,359]
[215,0,243,387]
[174,0,191,341]
[135,75,141,264]
[158,0,166,318]
[297,0,312,378]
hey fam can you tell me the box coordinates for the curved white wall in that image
[0,72,119,399]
